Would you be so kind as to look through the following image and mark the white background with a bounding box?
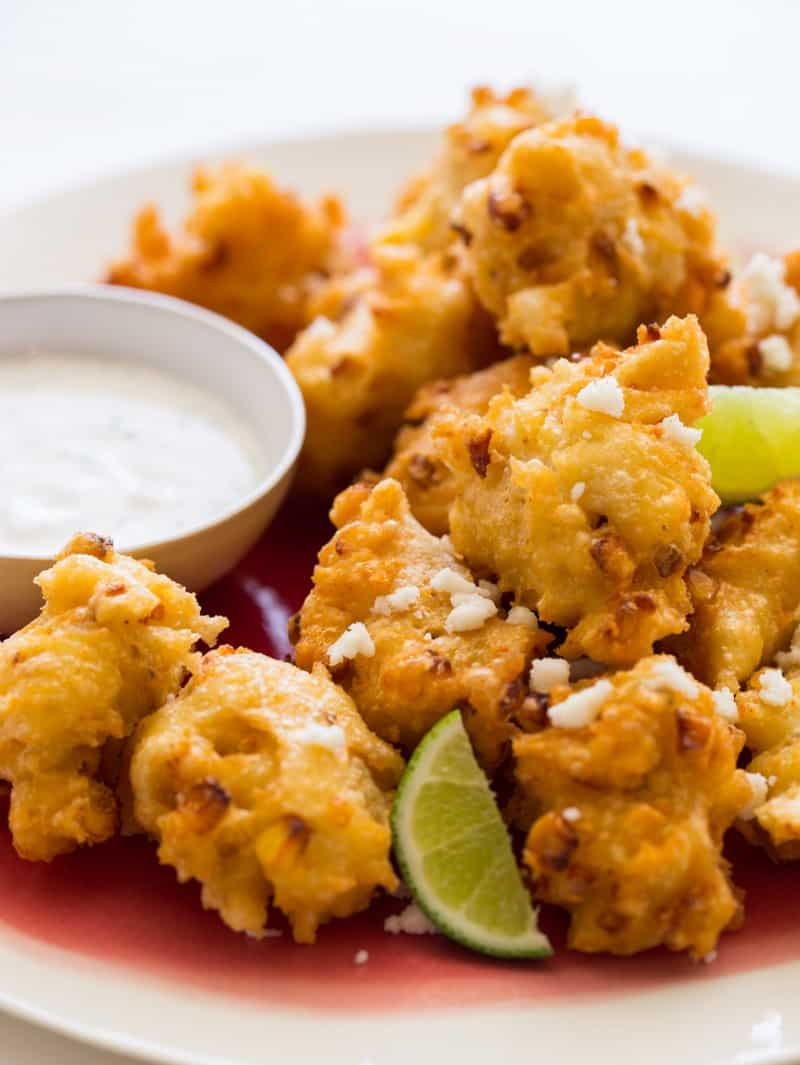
[0,0,797,210]
[0,0,796,1061]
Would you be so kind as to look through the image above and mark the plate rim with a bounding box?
[1,124,800,1065]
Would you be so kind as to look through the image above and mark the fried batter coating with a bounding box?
[377,86,556,252]
[437,316,718,665]
[667,482,800,689]
[384,354,536,535]
[128,648,403,943]
[513,656,751,958]
[457,114,727,357]
[105,163,349,352]
[705,252,800,385]
[736,666,800,858]
[286,243,498,496]
[0,533,226,861]
[292,478,550,769]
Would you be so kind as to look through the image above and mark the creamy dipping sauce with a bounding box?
[0,353,264,555]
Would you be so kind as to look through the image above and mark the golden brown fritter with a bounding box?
[384,354,536,535]
[513,656,752,958]
[736,666,800,859]
[292,478,551,770]
[104,163,350,352]
[437,316,718,665]
[128,647,403,943]
[286,243,498,496]
[0,533,226,862]
[667,482,800,690]
[377,85,558,252]
[705,252,800,385]
[456,114,727,357]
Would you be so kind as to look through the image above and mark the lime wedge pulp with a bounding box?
[697,385,800,504]
[391,710,551,959]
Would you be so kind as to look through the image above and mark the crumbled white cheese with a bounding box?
[758,334,794,374]
[758,668,793,707]
[431,567,477,598]
[372,584,421,616]
[768,775,778,787]
[327,622,375,666]
[530,657,570,693]
[549,678,613,729]
[739,253,800,333]
[570,481,586,502]
[384,903,437,936]
[582,430,592,440]
[711,688,739,723]
[432,567,498,634]
[445,594,497,633]
[506,604,539,630]
[622,217,645,257]
[562,806,582,823]
[659,413,702,448]
[675,185,707,216]
[293,722,346,751]
[576,377,625,418]
[645,659,699,699]
[478,579,501,603]
[354,949,369,965]
[303,315,337,340]
[740,771,770,820]
[702,950,718,965]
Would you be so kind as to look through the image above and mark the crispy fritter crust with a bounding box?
[0,534,226,861]
[437,316,718,664]
[104,164,349,351]
[377,86,556,252]
[706,252,800,385]
[286,244,498,496]
[457,114,727,356]
[292,478,551,769]
[513,656,751,958]
[737,668,800,859]
[667,482,800,689]
[384,354,536,535]
[128,648,403,943]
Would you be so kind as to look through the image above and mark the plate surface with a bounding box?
[1,129,800,1065]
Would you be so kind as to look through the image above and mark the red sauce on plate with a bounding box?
[0,500,798,1010]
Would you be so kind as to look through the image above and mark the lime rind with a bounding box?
[391,711,552,960]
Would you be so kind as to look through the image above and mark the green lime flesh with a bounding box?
[391,711,551,960]
[698,385,800,504]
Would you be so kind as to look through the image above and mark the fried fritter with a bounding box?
[736,665,800,859]
[436,315,718,665]
[0,533,226,861]
[377,85,557,252]
[705,252,800,385]
[513,656,752,958]
[128,647,403,943]
[292,478,551,770]
[456,114,727,357]
[384,354,536,535]
[667,482,800,689]
[286,243,498,496]
[105,163,350,352]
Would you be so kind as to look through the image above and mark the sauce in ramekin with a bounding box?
[0,353,262,554]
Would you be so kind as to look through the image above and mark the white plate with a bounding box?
[1,129,799,1065]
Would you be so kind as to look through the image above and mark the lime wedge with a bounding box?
[697,385,800,504]
[391,711,551,959]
